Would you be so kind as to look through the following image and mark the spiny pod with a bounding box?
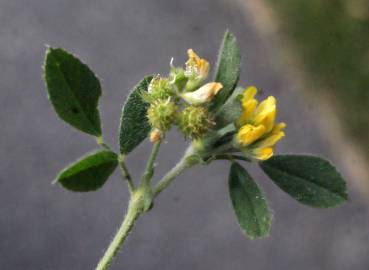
[147,99,177,132]
[147,76,174,101]
[178,105,214,140]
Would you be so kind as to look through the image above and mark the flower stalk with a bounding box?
[154,146,196,196]
[141,140,162,188]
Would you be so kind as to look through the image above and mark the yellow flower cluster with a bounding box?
[236,86,286,160]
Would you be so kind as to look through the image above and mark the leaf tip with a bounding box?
[51,177,59,185]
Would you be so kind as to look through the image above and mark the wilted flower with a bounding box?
[181,82,223,105]
[184,49,209,81]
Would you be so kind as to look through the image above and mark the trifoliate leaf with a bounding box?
[55,150,118,192]
[44,48,102,136]
[119,76,153,154]
[229,162,272,239]
[260,155,348,208]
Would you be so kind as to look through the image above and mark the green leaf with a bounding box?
[119,76,153,154]
[229,162,272,239]
[214,87,244,129]
[44,48,102,136]
[260,155,348,208]
[55,150,118,192]
[210,30,241,112]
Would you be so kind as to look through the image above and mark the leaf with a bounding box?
[119,76,153,154]
[229,162,272,239]
[44,48,102,136]
[55,150,118,192]
[214,87,244,129]
[210,30,241,112]
[260,155,348,208]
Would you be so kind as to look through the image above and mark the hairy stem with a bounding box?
[95,198,141,270]
[141,140,162,187]
[96,138,135,192]
[119,156,135,193]
[96,141,164,270]
[154,146,195,197]
[96,144,197,270]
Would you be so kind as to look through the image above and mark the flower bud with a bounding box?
[149,129,162,143]
[181,82,223,105]
[178,106,214,140]
[147,100,177,132]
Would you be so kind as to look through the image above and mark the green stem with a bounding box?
[96,144,196,270]
[118,155,135,193]
[97,138,135,192]
[215,154,251,162]
[141,140,162,187]
[96,136,112,151]
[95,198,141,270]
[154,146,195,197]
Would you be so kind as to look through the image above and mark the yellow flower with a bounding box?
[251,147,274,161]
[250,124,285,160]
[253,96,276,133]
[236,124,266,146]
[181,82,223,105]
[236,86,285,160]
[239,86,258,124]
[185,49,209,81]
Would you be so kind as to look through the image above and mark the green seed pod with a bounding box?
[147,77,173,101]
[147,100,177,132]
[178,106,214,140]
[169,67,187,91]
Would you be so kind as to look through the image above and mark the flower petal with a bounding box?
[255,131,285,149]
[254,96,276,132]
[185,49,209,80]
[271,122,286,134]
[237,124,266,146]
[252,147,273,160]
[241,86,258,106]
[181,82,223,105]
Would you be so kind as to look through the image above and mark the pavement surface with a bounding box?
[0,0,368,269]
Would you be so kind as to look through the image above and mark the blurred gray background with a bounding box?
[1,0,368,269]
